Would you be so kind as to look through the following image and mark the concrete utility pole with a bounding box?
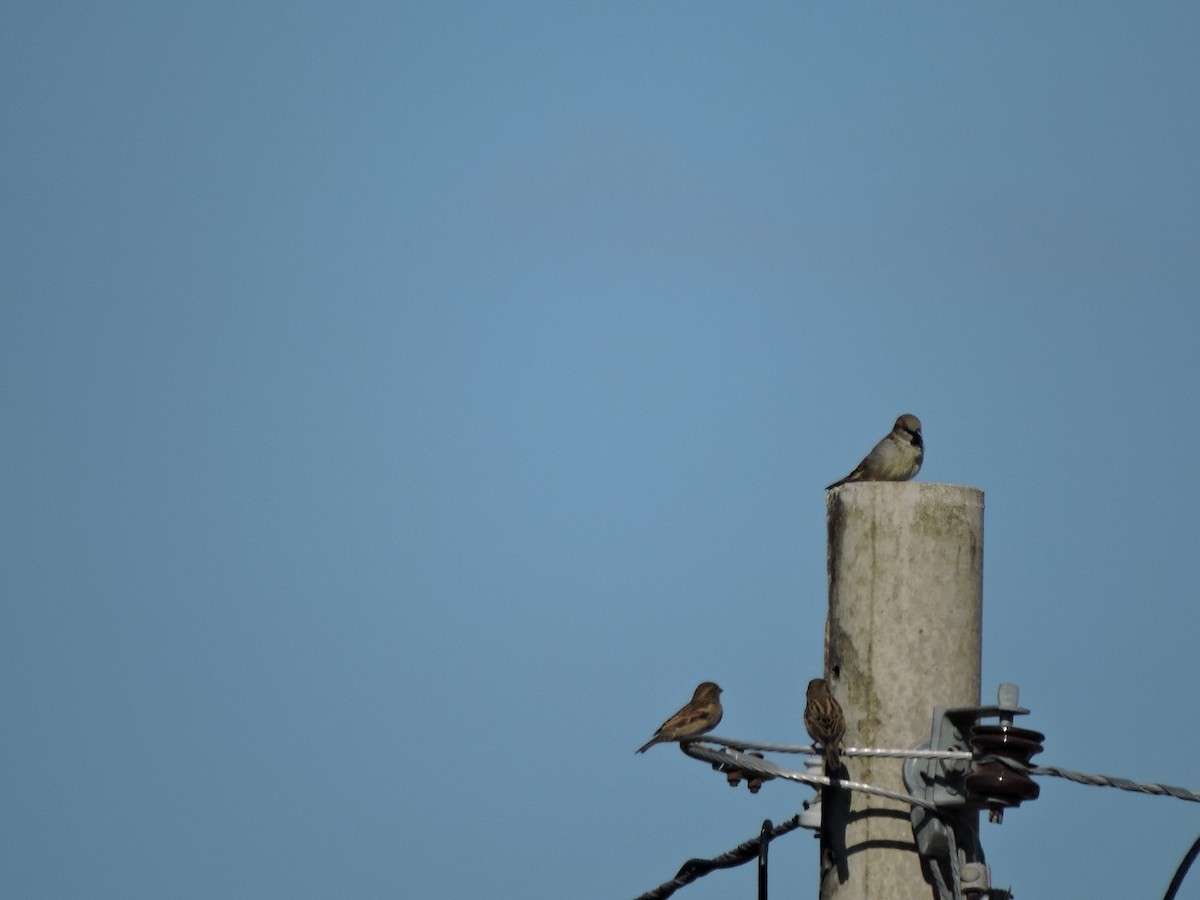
[821,482,983,900]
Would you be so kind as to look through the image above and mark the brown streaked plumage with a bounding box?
[636,682,723,753]
[804,677,845,773]
[827,414,924,490]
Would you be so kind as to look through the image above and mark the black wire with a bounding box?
[634,816,803,900]
[1163,834,1200,900]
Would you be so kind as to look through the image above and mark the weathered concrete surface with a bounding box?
[821,482,983,900]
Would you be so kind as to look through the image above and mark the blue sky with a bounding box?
[3,2,1198,897]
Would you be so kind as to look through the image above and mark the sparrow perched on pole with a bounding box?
[826,414,923,490]
[804,678,845,773]
[636,682,723,753]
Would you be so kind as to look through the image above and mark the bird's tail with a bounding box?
[823,743,841,774]
[826,473,859,491]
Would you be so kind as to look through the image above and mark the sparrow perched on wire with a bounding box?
[826,414,924,490]
[636,682,723,753]
[804,678,845,773]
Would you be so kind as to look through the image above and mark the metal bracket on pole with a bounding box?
[904,684,1041,899]
[904,682,1043,819]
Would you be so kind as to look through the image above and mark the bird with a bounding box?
[826,413,924,490]
[804,677,845,773]
[636,682,723,753]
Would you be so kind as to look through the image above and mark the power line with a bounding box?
[688,733,972,759]
[633,815,804,900]
[1163,834,1200,900]
[1031,763,1200,804]
[686,736,1200,805]
[680,741,943,811]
